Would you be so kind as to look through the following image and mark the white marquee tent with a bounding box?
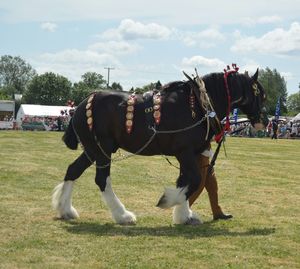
[16,104,73,123]
[292,112,300,122]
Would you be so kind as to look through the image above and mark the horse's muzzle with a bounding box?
[251,107,268,130]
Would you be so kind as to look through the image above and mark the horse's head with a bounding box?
[234,69,269,130]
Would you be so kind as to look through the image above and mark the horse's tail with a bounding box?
[62,118,78,150]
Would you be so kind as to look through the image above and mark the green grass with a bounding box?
[0,131,299,269]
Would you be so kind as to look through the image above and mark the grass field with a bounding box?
[0,131,299,269]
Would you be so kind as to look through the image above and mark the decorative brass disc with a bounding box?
[153,111,161,118]
[127,99,134,105]
[86,110,92,117]
[87,117,93,125]
[126,112,133,120]
[87,96,94,103]
[126,120,133,126]
[127,105,134,112]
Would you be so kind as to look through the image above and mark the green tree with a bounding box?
[287,85,300,115]
[111,82,123,91]
[24,72,72,105]
[72,82,92,105]
[258,67,288,115]
[0,55,36,97]
[71,72,107,105]
[81,72,106,89]
[130,81,161,94]
[0,91,10,100]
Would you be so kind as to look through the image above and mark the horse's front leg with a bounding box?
[95,160,136,225]
[173,150,203,225]
[157,149,202,225]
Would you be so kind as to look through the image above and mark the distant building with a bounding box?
[0,100,15,129]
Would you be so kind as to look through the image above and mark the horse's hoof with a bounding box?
[156,194,168,209]
[213,214,233,220]
[59,206,79,220]
[184,217,202,226]
[120,220,136,226]
[115,210,137,225]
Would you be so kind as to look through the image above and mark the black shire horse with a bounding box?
[52,68,268,225]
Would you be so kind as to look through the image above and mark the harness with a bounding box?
[214,64,239,143]
[77,66,240,169]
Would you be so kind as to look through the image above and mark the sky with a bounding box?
[1,0,300,95]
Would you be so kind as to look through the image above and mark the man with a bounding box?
[189,144,232,220]
[271,120,278,139]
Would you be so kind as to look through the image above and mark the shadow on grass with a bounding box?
[64,220,275,238]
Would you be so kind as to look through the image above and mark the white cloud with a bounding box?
[1,0,300,26]
[101,19,172,41]
[239,60,261,74]
[179,28,225,48]
[182,55,225,70]
[0,0,300,25]
[257,15,283,24]
[120,19,171,40]
[241,15,282,27]
[231,22,300,56]
[40,22,57,32]
[33,49,121,81]
[281,72,294,81]
[88,40,141,55]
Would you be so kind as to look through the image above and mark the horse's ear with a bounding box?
[182,71,193,82]
[251,68,259,81]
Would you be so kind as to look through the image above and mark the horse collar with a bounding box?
[125,94,137,134]
[125,91,162,134]
[86,93,96,131]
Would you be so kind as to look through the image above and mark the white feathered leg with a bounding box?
[173,200,202,225]
[101,177,136,225]
[156,187,188,209]
[52,181,79,219]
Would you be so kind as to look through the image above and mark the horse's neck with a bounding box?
[203,73,245,120]
[203,73,228,120]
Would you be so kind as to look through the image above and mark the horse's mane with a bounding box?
[162,73,224,94]
[161,81,188,92]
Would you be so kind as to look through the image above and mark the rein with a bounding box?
[207,124,247,173]
[164,124,247,171]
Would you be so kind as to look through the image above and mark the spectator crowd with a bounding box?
[230,119,300,139]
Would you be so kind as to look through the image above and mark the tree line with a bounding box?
[0,55,299,116]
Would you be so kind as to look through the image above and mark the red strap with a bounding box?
[214,64,239,143]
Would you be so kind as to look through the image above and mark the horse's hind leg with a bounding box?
[95,159,136,225]
[52,152,92,219]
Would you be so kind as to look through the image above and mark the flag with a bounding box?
[233,108,238,125]
[275,97,280,121]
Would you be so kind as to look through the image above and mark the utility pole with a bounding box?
[104,67,114,88]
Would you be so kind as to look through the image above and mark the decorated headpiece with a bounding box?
[224,63,239,77]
